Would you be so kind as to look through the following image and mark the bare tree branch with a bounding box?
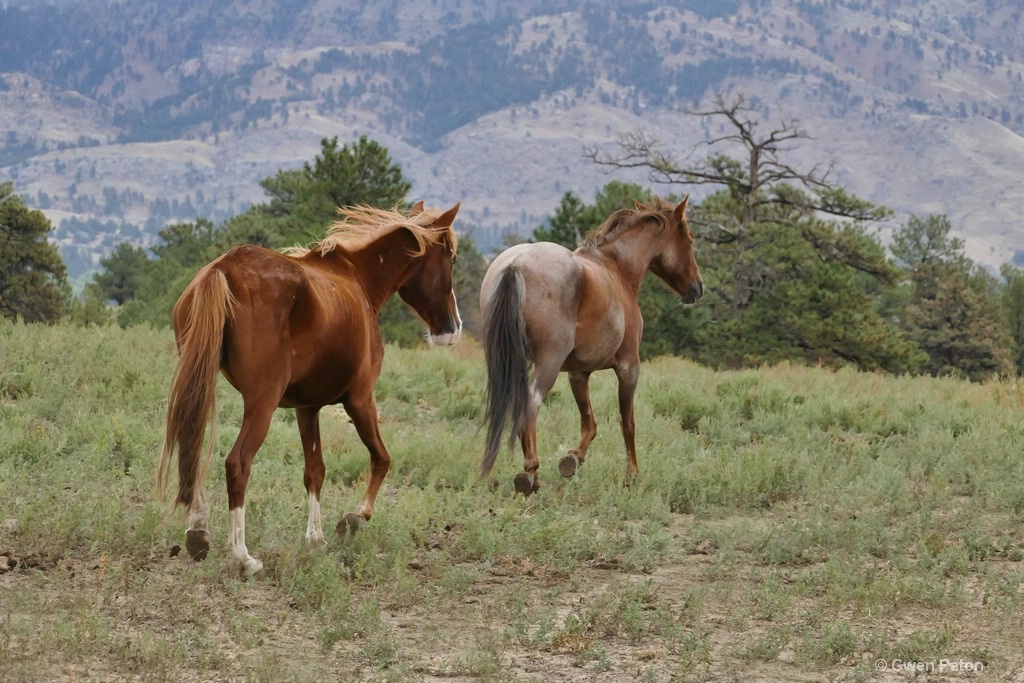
[585,91,895,311]
[586,91,872,224]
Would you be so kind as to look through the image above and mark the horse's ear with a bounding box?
[673,195,690,222]
[409,200,425,216]
[434,201,461,228]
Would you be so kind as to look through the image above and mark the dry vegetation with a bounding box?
[2,319,1024,681]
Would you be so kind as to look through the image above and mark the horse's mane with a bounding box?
[578,197,681,250]
[284,204,458,257]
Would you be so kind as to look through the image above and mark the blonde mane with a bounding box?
[284,204,458,257]
[578,197,682,250]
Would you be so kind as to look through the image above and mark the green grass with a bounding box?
[1,317,1023,680]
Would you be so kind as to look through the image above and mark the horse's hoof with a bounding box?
[185,529,210,562]
[306,532,327,549]
[513,473,537,497]
[336,513,366,540]
[558,454,580,479]
[229,555,263,579]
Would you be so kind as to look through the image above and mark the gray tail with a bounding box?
[481,265,532,478]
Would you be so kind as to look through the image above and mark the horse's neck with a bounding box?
[347,229,417,311]
[601,230,661,291]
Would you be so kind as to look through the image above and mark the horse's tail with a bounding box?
[481,264,532,478]
[157,266,236,508]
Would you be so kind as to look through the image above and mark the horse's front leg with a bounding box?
[297,407,327,548]
[337,392,391,537]
[615,361,641,483]
[559,371,596,479]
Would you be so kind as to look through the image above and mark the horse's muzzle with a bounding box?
[429,325,462,346]
[682,281,704,305]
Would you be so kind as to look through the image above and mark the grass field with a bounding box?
[1,318,1023,682]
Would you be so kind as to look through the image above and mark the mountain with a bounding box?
[2,0,1023,277]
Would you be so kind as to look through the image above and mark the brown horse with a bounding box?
[158,201,461,577]
[479,197,702,494]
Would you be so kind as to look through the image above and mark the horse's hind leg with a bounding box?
[559,371,596,479]
[297,407,327,548]
[514,361,561,496]
[615,361,641,483]
[184,488,211,560]
[515,407,540,496]
[224,399,276,577]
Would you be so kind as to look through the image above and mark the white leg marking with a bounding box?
[305,492,326,548]
[353,496,372,520]
[187,489,210,532]
[532,388,544,410]
[228,506,263,577]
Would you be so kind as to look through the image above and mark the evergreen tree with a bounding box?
[232,135,413,248]
[150,219,219,266]
[0,182,70,323]
[689,188,923,372]
[67,283,114,326]
[532,191,589,247]
[116,219,220,328]
[890,215,1013,380]
[890,214,968,271]
[533,182,656,249]
[93,242,149,304]
[999,264,1024,375]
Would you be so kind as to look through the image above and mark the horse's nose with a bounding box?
[684,281,704,304]
[430,325,462,346]
[429,300,463,346]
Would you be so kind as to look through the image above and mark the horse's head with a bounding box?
[648,196,704,305]
[398,201,463,345]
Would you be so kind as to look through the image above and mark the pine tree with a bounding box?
[891,215,1013,380]
[532,191,588,248]
[93,242,149,305]
[999,264,1024,375]
[247,135,413,248]
[0,182,69,323]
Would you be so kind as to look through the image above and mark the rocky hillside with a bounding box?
[1,0,1023,276]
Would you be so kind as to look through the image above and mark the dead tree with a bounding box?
[585,93,890,306]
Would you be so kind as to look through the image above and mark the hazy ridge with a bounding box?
[1,0,1023,276]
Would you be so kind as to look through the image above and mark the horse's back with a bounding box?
[481,242,581,308]
[480,242,586,370]
[220,245,308,298]
[481,242,631,371]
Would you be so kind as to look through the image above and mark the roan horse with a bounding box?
[479,197,702,494]
[158,201,462,577]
